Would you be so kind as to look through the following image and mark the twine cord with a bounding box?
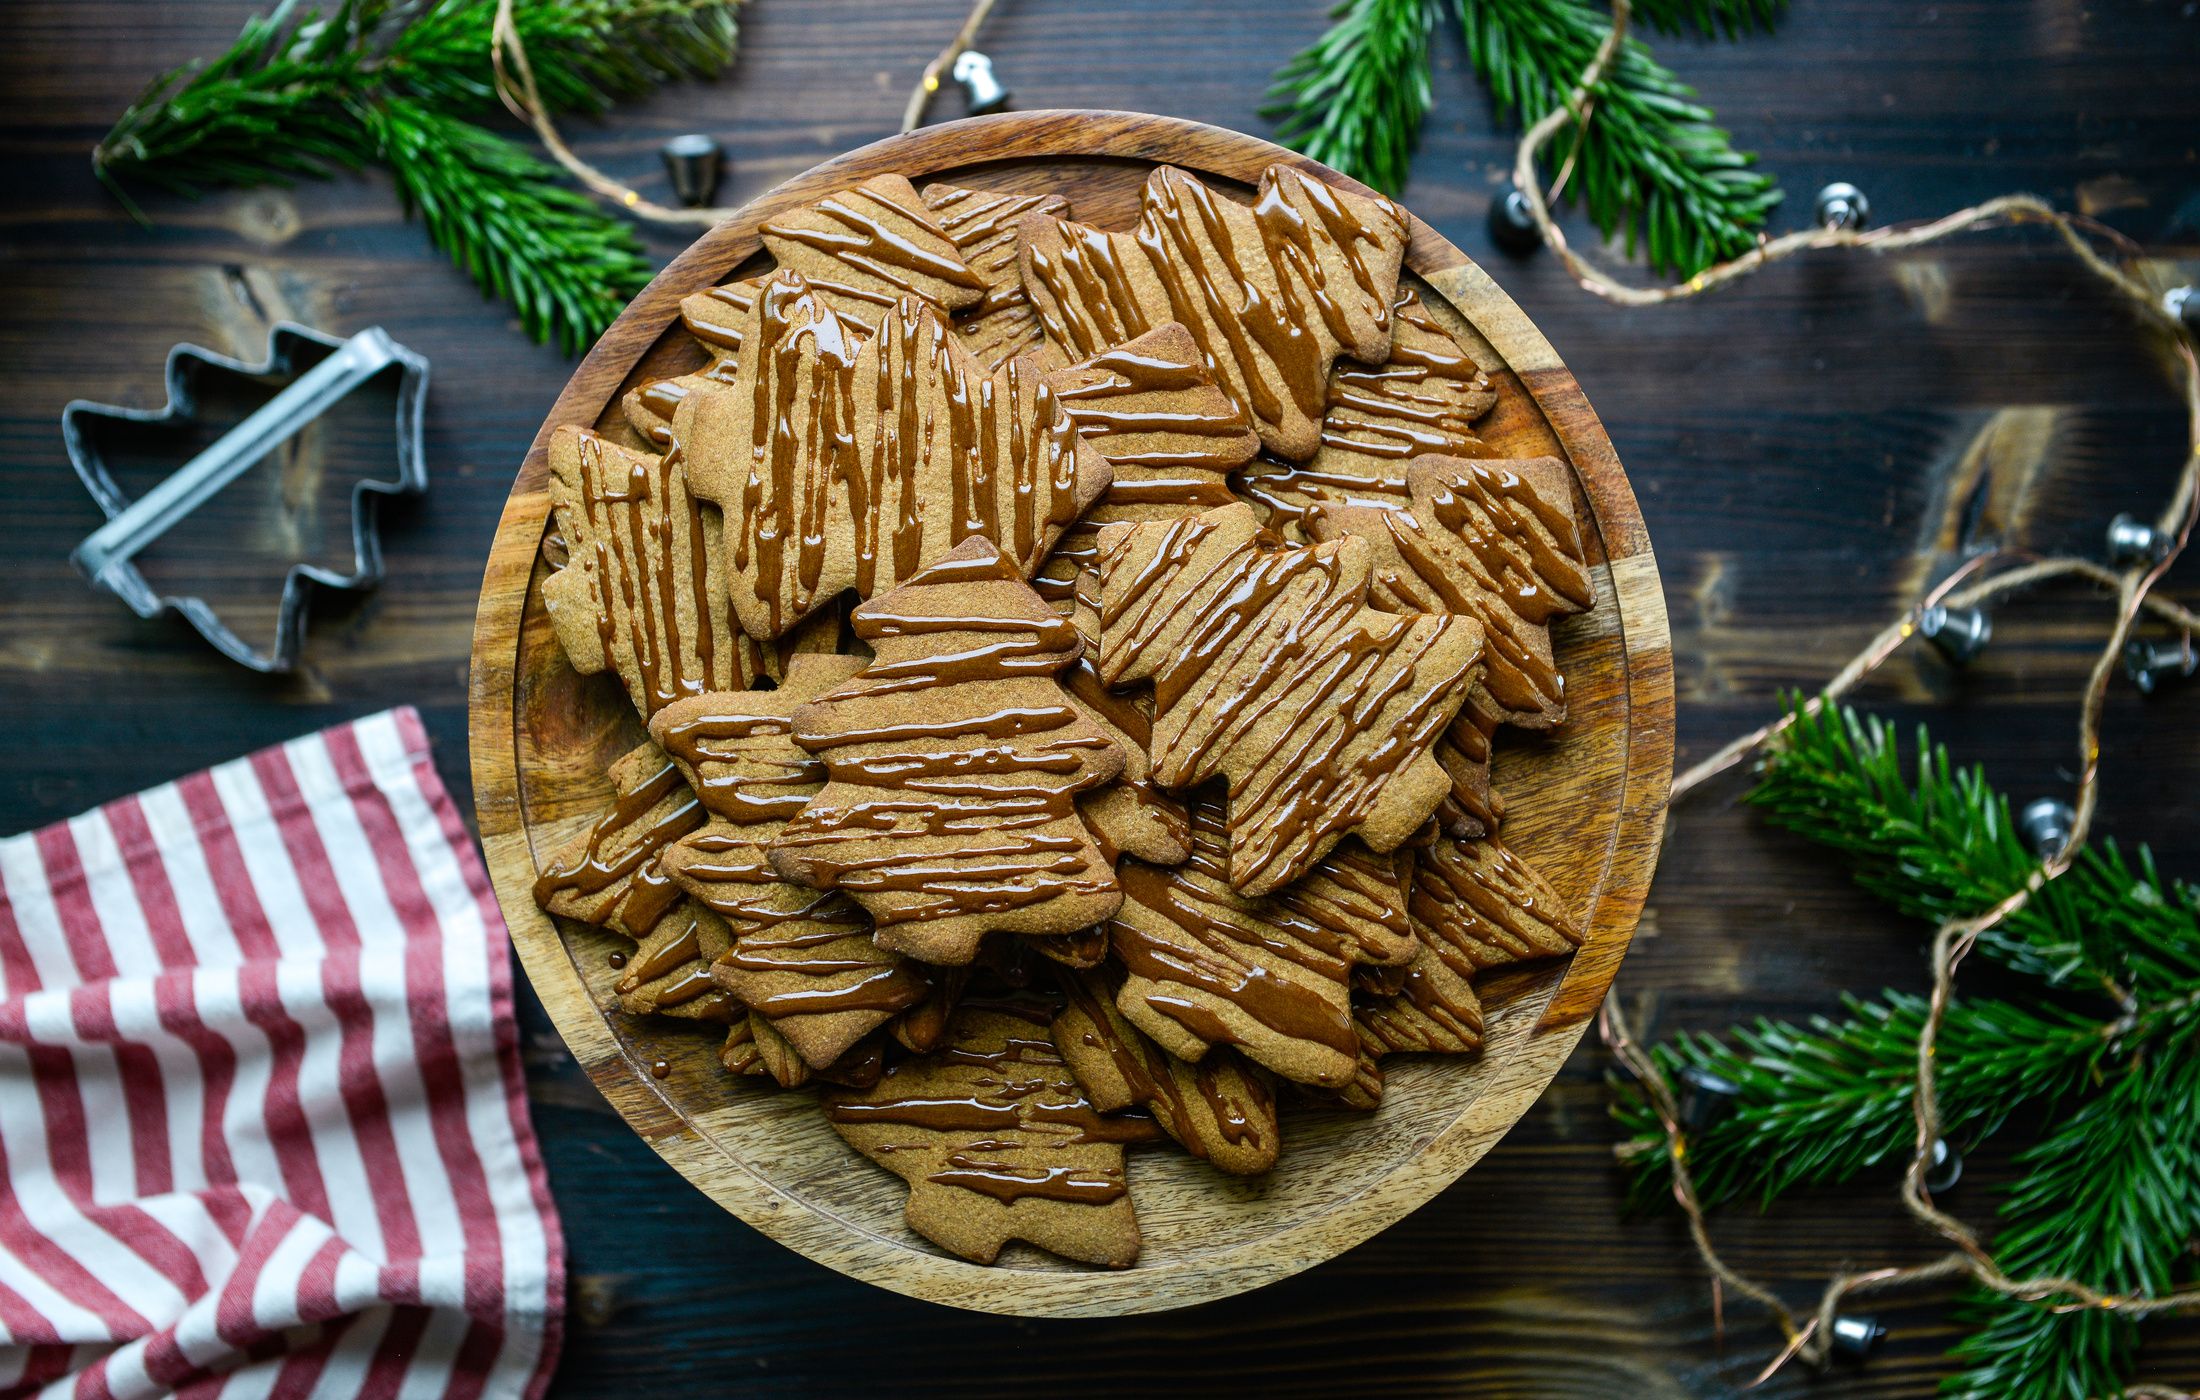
[1543,1,2200,1387]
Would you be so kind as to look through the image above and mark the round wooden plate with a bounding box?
[469,111,1672,1317]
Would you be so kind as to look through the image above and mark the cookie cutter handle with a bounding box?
[69,327,404,589]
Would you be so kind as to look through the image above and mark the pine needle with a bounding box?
[1454,0,1782,277]
[92,0,741,352]
[1264,0,1439,196]
[1611,700,2200,1394]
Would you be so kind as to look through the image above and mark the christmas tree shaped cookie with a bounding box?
[1094,500,1484,894]
[532,741,702,939]
[1354,939,1485,1058]
[1239,287,1500,533]
[1053,970,1280,1175]
[924,181,1074,373]
[1409,834,1583,974]
[1018,164,1409,461]
[1308,454,1594,731]
[1061,568,1191,867]
[611,900,740,1022]
[768,537,1129,965]
[650,654,932,1071]
[673,175,990,362]
[543,426,783,718]
[1034,322,1262,605]
[1109,800,1415,1088]
[680,272,1112,641]
[648,182,1071,445]
[825,1002,1159,1266]
[761,173,989,323]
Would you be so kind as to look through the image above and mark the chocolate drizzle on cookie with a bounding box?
[532,743,703,938]
[1053,970,1278,1174]
[1107,800,1413,1087]
[680,272,1111,641]
[1019,165,1408,461]
[1035,322,1261,606]
[760,173,988,327]
[1096,501,1482,894]
[767,539,1128,965]
[650,655,931,1069]
[543,426,776,718]
[824,1004,1154,1266]
[1239,287,1500,533]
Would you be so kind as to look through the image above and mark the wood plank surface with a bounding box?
[3,0,2197,1390]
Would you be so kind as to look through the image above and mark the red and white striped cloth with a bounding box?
[0,708,563,1399]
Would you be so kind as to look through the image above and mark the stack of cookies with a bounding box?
[530,164,1596,1269]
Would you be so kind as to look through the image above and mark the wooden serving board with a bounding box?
[468,110,1673,1317]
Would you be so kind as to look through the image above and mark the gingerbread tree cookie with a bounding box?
[1308,455,1594,732]
[1094,501,1483,895]
[1062,569,1191,867]
[679,272,1111,641]
[762,173,988,322]
[1355,941,1485,1058]
[1018,163,1409,461]
[655,181,1070,443]
[1109,801,1415,1088]
[542,426,782,718]
[611,900,740,1022]
[1409,834,1583,974]
[924,181,1073,373]
[1239,287,1500,533]
[1034,321,1261,605]
[1053,970,1279,1175]
[767,538,1129,965]
[650,654,931,1070]
[532,741,701,939]
[825,1002,1160,1266]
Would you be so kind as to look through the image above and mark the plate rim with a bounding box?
[467,108,1674,1316]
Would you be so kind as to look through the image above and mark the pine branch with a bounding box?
[1942,1043,2200,1399]
[1610,991,2104,1212]
[92,0,740,351]
[1264,0,1438,196]
[1455,0,1782,277]
[1627,0,1789,38]
[1752,703,2200,997]
[372,98,653,355]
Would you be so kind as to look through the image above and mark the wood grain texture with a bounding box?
[7,0,2200,1388]
[468,112,1673,1315]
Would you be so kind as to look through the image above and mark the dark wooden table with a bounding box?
[5,1,2197,1393]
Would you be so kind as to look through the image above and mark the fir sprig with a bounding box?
[1263,0,1437,197]
[1455,0,1781,275]
[1611,702,2200,1394]
[1265,0,1784,276]
[1945,1046,2200,1400]
[1610,992,2104,1212]
[94,0,741,352]
[1750,703,2200,997]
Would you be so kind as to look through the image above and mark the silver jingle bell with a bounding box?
[2125,636,2198,696]
[2165,285,2199,336]
[1924,1138,1963,1194]
[1489,186,1543,256]
[660,133,725,209]
[1814,181,1871,232]
[1917,603,1991,665]
[1675,1063,1742,1134]
[1828,1314,1888,1362]
[952,49,1011,116]
[2018,797,2076,860]
[2106,512,2172,567]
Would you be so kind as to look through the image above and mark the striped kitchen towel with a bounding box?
[0,708,563,1399]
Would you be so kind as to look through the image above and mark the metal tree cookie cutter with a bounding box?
[63,322,430,673]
